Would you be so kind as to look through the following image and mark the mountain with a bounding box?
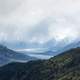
[0,47,80,80]
[16,40,80,60]
[0,45,37,66]
[2,38,80,57]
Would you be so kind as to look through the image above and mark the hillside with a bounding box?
[0,45,37,66]
[0,47,80,80]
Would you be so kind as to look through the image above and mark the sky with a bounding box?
[0,0,80,49]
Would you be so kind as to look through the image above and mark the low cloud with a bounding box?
[0,0,80,48]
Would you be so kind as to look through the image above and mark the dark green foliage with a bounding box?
[0,48,80,80]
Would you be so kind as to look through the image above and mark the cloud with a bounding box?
[0,0,23,15]
[48,16,80,41]
[0,0,80,48]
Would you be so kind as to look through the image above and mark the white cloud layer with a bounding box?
[0,0,80,48]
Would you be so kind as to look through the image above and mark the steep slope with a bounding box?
[0,47,80,80]
[0,45,37,66]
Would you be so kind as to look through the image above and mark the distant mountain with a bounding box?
[0,45,37,66]
[16,40,80,56]
[0,47,80,80]
[2,38,80,56]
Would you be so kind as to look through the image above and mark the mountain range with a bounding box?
[16,40,80,56]
[0,45,37,66]
[0,39,80,66]
[0,47,80,80]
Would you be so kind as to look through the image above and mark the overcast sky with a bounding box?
[0,0,80,48]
